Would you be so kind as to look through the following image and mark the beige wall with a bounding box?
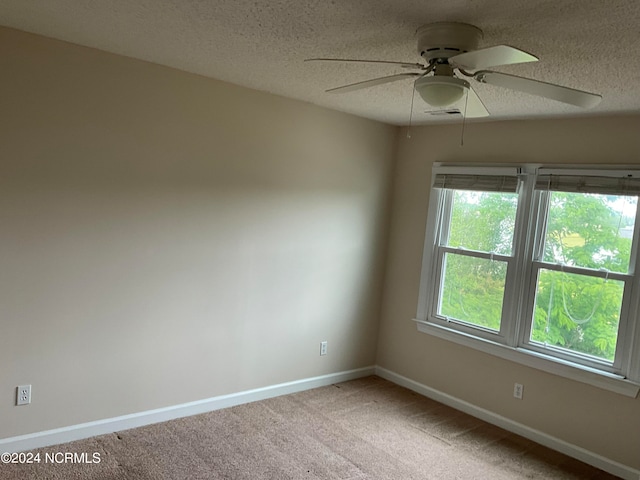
[0,27,396,437]
[377,115,640,469]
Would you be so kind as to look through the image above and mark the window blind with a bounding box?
[535,174,640,196]
[433,173,519,193]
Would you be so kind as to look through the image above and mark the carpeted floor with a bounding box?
[0,376,621,479]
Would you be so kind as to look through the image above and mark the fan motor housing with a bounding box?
[417,22,483,62]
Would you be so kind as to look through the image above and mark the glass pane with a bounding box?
[543,192,637,273]
[531,269,624,362]
[447,190,518,255]
[439,253,507,331]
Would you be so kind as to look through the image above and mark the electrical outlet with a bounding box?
[320,341,328,356]
[513,383,523,400]
[17,385,31,406]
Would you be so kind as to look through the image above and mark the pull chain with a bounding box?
[406,79,418,139]
[460,88,469,146]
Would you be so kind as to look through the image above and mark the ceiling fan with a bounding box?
[306,22,602,118]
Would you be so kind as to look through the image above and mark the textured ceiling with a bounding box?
[2,0,640,125]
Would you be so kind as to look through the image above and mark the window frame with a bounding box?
[429,187,521,343]
[415,164,640,397]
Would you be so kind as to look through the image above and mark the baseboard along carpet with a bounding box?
[0,376,621,479]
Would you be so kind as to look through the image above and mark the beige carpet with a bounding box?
[1,376,620,479]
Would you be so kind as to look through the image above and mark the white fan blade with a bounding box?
[305,58,424,69]
[326,73,422,93]
[475,70,602,108]
[463,87,490,117]
[449,45,538,70]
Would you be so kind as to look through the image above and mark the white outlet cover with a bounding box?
[513,383,523,399]
[17,385,31,405]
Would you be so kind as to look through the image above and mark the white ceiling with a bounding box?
[2,0,640,125]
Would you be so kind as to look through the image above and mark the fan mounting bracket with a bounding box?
[417,22,483,63]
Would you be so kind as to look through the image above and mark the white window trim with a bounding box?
[415,163,640,398]
[413,320,639,397]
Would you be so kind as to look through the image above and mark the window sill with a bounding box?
[413,319,640,398]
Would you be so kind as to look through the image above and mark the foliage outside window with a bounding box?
[439,190,517,332]
[530,191,635,363]
[417,165,640,389]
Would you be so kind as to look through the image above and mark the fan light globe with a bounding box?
[415,76,470,107]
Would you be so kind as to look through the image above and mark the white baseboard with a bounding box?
[375,366,640,480]
[0,366,375,454]
[4,365,637,480]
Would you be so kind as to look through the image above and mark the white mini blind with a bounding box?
[433,173,519,193]
[535,173,640,196]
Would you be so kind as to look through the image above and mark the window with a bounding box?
[416,165,640,395]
